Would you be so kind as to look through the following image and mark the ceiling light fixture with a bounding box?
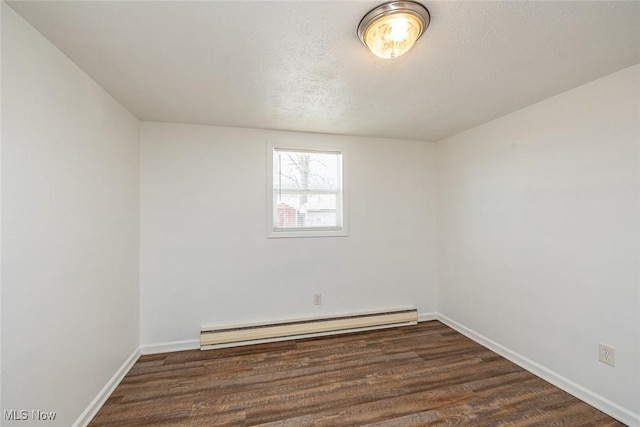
[357,1,430,60]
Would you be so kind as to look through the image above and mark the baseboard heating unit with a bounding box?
[201,307,418,350]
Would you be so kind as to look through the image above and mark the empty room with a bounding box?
[1,0,639,426]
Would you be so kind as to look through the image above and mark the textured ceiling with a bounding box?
[7,1,640,142]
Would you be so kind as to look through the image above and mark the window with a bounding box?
[267,143,347,238]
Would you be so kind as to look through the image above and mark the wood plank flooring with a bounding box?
[90,321,625,426]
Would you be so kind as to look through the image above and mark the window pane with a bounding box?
[273,149,342,230]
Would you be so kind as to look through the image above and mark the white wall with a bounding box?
[0,1,4,413]
[140,122,437,347]
[1,4,140,426]
[437,65,640,419]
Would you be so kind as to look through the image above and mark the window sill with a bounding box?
[267,228,349,239]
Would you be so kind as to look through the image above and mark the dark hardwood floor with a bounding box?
[90,321,625,426]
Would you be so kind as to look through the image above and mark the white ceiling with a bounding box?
[7,1,640,142]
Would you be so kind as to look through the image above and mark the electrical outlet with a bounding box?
[599,343,615,367]
[313,294,322,305]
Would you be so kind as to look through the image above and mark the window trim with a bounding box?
[267,141,348,239]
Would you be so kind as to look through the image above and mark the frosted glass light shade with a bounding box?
[358,1,430,60]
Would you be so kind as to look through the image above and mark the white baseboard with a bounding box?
[436,314,640,427]
[418,312,437,322]
[74,314,638,427]
[140,339,200,355]
[72,347,140,427]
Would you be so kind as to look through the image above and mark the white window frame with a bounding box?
[267,141,348,238]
